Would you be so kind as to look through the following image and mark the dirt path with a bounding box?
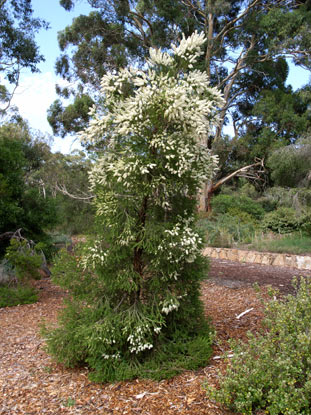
[209,258,311,294]
[1,258,308,414]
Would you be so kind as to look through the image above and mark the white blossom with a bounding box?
[78,33,224,354]
[161,298,180,315]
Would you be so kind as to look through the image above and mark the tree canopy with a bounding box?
[49,0,311,143]
[0,0,48,113]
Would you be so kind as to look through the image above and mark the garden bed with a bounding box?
[1,262,300,415]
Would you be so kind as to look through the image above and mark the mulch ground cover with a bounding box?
[1,258,310,415]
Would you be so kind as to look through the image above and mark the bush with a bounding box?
[301,211,311,236]
[260,187,311,213]
[43,248,214,382]
[0,258,15,285]
[5,238,43,282]
[211,194,265,220]
[43,34,220,383]
[197,213,258,247]
[262,207,301,234]
[0,285,38,308]
[207,278,311,415]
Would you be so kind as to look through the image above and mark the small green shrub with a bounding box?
[0,285,38,308]
[260,187,311,213]
[226,208,258,225]
[5,238,43,282]
[262,207,301,234]
[206,278,311,415]
[211,194,265,220]
[197,213,258,247]
[301,211,311,236]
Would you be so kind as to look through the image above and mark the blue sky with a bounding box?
[8,1,311,153]
[9,0,92,153]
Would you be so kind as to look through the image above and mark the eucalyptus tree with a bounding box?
[0,0,48,113]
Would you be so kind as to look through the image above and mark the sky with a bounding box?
[7,1,311,154]
[8,0,92,153]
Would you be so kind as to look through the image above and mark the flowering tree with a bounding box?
[45,32,223,382]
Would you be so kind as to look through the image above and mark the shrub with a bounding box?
[5,238,43,282]
[197,213,258,247]
[0,285,38,308]
[301,211,311,236]
[211,194,264,220]
[43,33,221,383]
[260,187,311,213]
[262,207,301,234]
[43,248,214,382]
[206,278,311,415]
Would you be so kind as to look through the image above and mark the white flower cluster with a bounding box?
[153,326,162,334]
[157,220,203,264]
[102,352,120,360]
[161,297,180,315]
[80,31,223,152]
[148,31,207,69]
[171,31,207,65]
[80,239,108,270]
[148,47,174,66]
[127,325,153,354]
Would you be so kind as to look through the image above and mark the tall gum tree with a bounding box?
[50,0,311,208]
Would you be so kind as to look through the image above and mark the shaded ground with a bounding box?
[209,258,311,294]
[1,258,310,414]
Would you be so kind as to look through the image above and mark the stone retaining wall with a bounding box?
[203,247,311,271]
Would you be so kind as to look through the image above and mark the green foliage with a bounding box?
[207,278,311,415]
[268,135,311,188]
[32,150,94,235]
[55,194,94,235]
[5,239,43,282]
[44,248,214,382]
[0,284,38,308]
[211,194,265,220]
[260,186,311,213]
[262,207,301,234]
[0,0,48,112]
[197,214,258,247]
[0,123,59,256]
[47,95,94,137]
[301,211,311,236]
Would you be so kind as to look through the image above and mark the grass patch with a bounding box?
[0,285,38,308]
[248,233,311,255]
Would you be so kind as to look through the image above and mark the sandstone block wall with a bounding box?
[203,247,311,270]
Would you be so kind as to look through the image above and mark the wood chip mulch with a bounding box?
[0,279,268,415]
